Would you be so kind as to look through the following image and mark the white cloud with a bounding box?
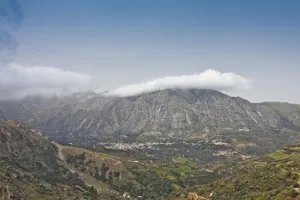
[106,69,251,97]
[0,65,251,100]
[0,63,91,99]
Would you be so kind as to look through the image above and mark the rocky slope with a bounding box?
[0,120,127,200]
[1,120,201,200]
[0,89,300,144]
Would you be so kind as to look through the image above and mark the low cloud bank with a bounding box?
[0,64,91,99]
[107,69,251,97]
[0,66,251,99]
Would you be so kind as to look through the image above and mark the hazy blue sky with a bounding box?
[1,0,300,102]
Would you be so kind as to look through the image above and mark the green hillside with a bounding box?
[172,144,300,200]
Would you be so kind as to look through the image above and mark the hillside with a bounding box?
[1,120,224,200]
[172,143,300,200]
[0,120,126,200]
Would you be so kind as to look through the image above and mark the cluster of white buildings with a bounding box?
[101,141,176,150]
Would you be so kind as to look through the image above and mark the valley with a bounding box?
[3,118,300,199]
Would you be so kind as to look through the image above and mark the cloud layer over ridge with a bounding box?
[106,69,251,97]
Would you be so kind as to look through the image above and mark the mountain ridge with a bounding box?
[0,89,300,145]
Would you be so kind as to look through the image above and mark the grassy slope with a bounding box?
[171,144,300,200]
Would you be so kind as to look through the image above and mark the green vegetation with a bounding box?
[256,196,267,200]
[267,150,291,160]
[172,183,180,190]
[153,164,194,176]
[167,175,176,181]
[175,157,197,168]
[98,152,109,158]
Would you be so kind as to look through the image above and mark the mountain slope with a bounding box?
[0,89,300,144]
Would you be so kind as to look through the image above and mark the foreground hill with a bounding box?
[0,120,125,200]
[172,143,300,200]
[2,120,224,200]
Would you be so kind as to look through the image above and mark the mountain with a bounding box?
[172,143,300,200]
[0,89,300,149]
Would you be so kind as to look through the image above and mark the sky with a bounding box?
[0,0,300,103]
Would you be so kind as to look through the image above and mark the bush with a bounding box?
[290,189,298,198]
